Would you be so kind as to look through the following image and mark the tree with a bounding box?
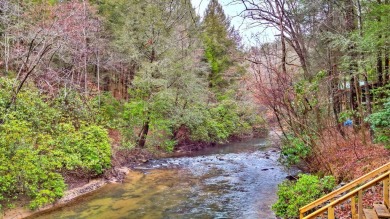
[236,0,313,80]
[202,0,243,96]
[113,0,208,148]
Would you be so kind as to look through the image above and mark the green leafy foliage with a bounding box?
[0,117,66,210]
[53,123,111,174]
[0,78,111,210]
[371,84,390,108]
[203,34,231,89]
[122,93,174,149]
[272,174,336,219]
[80,0,260,153]
[280,135,312,167]
[90,92,123,128]
[368,99,390,148]
[53,89,93,128]
[201,0,243,95]
[188,100,263,142]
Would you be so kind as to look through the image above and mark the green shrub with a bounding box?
[0,79,112,210]
[187,100,262,143]
[89,92,123,128]
[272,174,336,219]
[77,125,111,174]
[53,89,94,127]
[54,123,111,174]
[281,135,312,166]
[368,99,390,148]
[0,118,66,210]
[162,139,177,152]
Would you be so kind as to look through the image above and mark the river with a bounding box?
[32,138,295,219]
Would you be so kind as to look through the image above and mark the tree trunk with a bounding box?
[83,0,88,96]
[385,52,389,84]
[377,49,383,87]
[376,0,384,87]
[138,119,150,148]
[385,0,390,84]
[329,48,344,136]
[137,34,156,148]
[4,32,10,74]
[96,49,100,107]
[345,0,359,124]
[275,0,287,76]
[364,74,374,139]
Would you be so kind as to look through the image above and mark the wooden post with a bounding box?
[351,195,356,219]
[328,206,335,219]
[384,174,389,207]
[358,190,363,219]
[300,211,304,219]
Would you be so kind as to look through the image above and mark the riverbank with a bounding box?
[2,149,154,219]
[3,179,106,219]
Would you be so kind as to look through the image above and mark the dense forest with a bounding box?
[0,0,389,218]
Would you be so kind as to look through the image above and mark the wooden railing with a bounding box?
[299,162,390,219]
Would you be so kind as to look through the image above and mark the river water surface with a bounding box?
[33,138,294,219]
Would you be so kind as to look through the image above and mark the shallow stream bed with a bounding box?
[33,138,294,219]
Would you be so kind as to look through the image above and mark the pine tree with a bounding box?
[114,0,208,148]
[202,0,241,94]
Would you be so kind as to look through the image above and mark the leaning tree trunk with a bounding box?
[138,118,150,148]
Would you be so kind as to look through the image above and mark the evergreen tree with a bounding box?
[113,0,208,148]
[202,0,242,95]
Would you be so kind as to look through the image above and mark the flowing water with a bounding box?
[33,138,295,219]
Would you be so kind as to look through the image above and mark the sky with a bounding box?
[190,0,276,46]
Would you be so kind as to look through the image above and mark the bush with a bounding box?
[0,79,112,210]
[0,118,66,210]
[188,100,263,143]
[280,135,312,166]
[368,99,390,148]
[272,174,336,219]
[77,125,111,174]
[54,89,94,128]
[89,92,123,128]
[54,123,111,174]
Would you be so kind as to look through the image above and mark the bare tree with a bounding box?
[235,0,313,79]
